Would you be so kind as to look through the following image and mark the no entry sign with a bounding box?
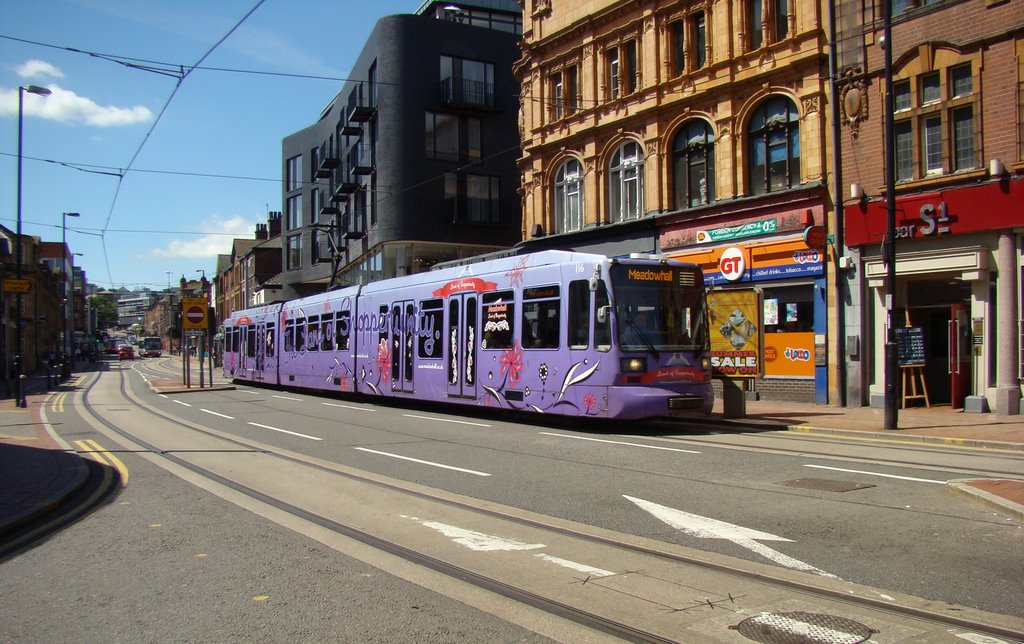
[181,297,208,330]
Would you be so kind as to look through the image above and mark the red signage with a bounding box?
[185,306,205,324]
[843,179,1023,247]
[432,277,498,298]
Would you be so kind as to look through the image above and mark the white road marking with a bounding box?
[403,413,491,427]
[272,394,302,401]
[355,447,491,476]
[237,390,262,395]
[158,394,168,399]
[533,554,615,578]
[623,495,838,578]
[248,422,322,441]
[540,432,701,454]
[173,400,192,407]
[322,402,374,412]
[201,409,235,420]
[403,516,542,551]
[803,464,945,484]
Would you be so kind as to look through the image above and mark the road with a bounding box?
[2,356,1022,642]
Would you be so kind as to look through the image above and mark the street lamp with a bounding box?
[62,212,80,362]
[15,85,51,407]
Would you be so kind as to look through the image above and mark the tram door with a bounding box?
[254,321,268,380]
[390,301,415,393]
[446,294,478,400]
[238,325,250,373]
[949,303,971,409]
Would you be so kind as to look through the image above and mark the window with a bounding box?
[568,280,589,349]
[894,80,911,112]
[748,0,763,50]
[553,158,584,234]
[609,141,644,222]
[445,173,500,224]
[672,120,716,209]
[426,112,458,161]
[670,13,707,76]
[748,96,800,195]
[286,194,302,230]
[887,61,978,180]
[522,285,560,349]
[482,291,514,350]
[952,106,974,171]
[606,40,636,100]
[286,154,302,191]
[320,314,334,352]
[549,66,578,120]
[441,55,495,108]
[306,315,320,352]
[895,120,914,181]
[426,112,481,162]
[748,0,788,50]
[286,234,302,270]
[335,310,351,351]
[671,21,686,77]
[920,72,940,104]
[310,147,320,183]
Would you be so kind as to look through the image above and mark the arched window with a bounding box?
[553,158,584,234]
[672,120,715,209]
[608,141,644,222]
[748,96,800,195]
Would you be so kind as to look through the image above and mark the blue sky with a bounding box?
[1,0,418,292]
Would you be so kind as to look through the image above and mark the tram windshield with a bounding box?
[609,263,708,353]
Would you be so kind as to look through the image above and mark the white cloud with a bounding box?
[16,59,65,79]
[151,215,255,259]
[0,84,153,126]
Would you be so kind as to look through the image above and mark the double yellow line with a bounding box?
[51,391,70,414]
[74,439,129,486]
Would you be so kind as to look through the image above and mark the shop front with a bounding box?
[844,179,1022,414]
[662,202,828,403]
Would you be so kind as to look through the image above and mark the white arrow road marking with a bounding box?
[623,495,838,578]
[533,553,615,578]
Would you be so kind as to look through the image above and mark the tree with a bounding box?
[89,296,118,330]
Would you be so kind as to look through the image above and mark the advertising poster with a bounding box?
[707,288,763,378]
[763,332,816,378]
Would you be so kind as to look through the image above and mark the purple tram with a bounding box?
[222,250,713,420]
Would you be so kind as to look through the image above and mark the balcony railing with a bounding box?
[348,143,373,176]
[440,77,498,111]
[347,82,376,123]
[317,141,340,178]
[332,163,359,196]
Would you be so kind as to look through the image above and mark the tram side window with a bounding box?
[266,323,276,357]
[568,280,589,349]
[284,319,295,352]
[307,315,320,352]
[321,314,334,352]
[246,326,256,358]
[418,299,443,359]
[295,318,307,352]
[595,281,611,351]
[336,310,351,351]
[482,290,514,349]
[523,285,560,349]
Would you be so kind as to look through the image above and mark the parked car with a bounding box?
[118,345,135,360]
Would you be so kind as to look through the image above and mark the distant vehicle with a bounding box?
[118,345,135,361]
[140,337,163,357]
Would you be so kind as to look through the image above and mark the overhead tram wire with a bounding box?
[77,0,269,286]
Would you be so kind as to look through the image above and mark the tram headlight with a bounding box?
[701,356,712,372]
[620,357,648,373]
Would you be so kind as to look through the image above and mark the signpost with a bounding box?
[3,278,32,293]
[181,297,209,387]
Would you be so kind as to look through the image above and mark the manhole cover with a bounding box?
[730,611,876,643]
[779,478,875,493]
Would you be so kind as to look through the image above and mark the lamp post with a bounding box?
[882,4,899,429]
[14,84,51,408]
[62,212,80,364]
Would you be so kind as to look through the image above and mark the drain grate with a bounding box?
[730,611,877,643]
[779,478,875,493]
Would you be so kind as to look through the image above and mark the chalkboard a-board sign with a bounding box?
[895,326,926,366]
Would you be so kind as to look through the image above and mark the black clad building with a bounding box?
[280,1,523,299]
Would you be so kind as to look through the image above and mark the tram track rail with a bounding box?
[69,361,1024,642]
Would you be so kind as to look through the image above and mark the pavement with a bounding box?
[1,362,1022,546]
